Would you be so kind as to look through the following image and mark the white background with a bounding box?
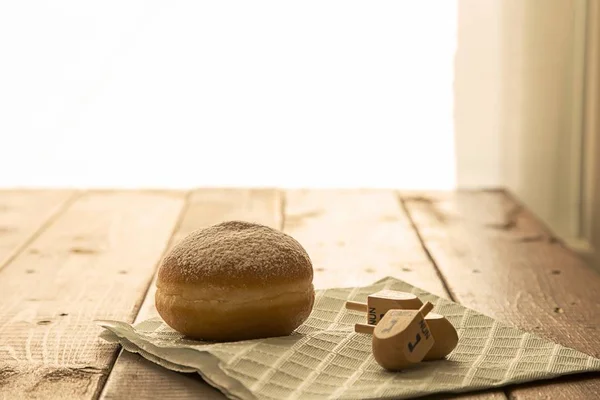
[0,1,457,189]
[1,1,594,259]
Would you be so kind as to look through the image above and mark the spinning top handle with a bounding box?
[345,301,368,312]
[419,302,434,317]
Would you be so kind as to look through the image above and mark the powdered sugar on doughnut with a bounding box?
[157,220,313,288]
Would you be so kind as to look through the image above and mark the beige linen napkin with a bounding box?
[98,277,600,400]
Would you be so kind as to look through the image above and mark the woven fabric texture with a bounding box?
[98,277,600,400]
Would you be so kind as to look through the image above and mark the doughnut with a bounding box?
[155,220,315,341]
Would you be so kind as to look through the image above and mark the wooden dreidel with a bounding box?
[355,312,459,361]
[421,313,458,361]
[370,302,435,371]
[345,289,423,325]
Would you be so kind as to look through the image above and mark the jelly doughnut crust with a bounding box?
[155,221,315,341]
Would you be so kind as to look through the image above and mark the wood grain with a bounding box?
[284,189,505,400]
[100,189,280,400]
[0,190,76,272]
[0,191,185,399]
[102,189,504,400]
[284,189,448,296]
[402,190,600,399]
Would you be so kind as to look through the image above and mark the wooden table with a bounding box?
[1,189,599,400]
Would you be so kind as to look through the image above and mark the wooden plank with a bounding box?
[284,189,505,400]
[0,190,185,399]
[100,189,280,400]
[0,190,76,272]
[285,189,448,296]
[401,190,600,399]
[509,373,600,400]
[101,189,504,400]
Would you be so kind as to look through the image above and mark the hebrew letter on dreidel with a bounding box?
[370,302,435,371]
[355,312,459,361]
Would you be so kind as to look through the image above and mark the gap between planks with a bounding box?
[400,189,600,400]
[95,189,193,399]
[99,189,281,399]
[0,190,186,400]
[397,194,458,302]
[100,189,600,400]
[100,188,463,399]
[396,191,508,400]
